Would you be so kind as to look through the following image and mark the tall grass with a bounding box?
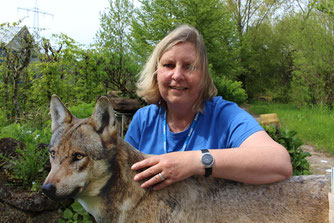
[249,102,334,155]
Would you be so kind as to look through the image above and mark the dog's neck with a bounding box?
[77,138,149,223]
[77,196,104,222]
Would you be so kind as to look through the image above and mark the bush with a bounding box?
[263,124,311,176]
[59,201,94,223]
[69,101,95,118]
[0,123,51,188]
[0,110,9,128]
[0,102,94,190]
[213,75,248,105]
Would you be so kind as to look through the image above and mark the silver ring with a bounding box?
[158,173,166,181]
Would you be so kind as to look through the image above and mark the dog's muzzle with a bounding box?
[42,183,80,201]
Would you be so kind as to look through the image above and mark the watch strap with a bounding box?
[201,149,212,177]
[204,165,212,177]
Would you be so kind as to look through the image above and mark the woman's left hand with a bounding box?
[131,151,203,190]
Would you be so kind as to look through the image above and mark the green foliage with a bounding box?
[316,0,334,19]
[58,201,94,223]
[0,102,93,189]
[69,102,95,119]
[0,123,51,188]
[0,22,35,119]
[289,16,334,107]
[264,125,311,176]
[132,0,240,79]
[212,74,248,105]
[26,34,103,108]
[244,20,293,101]
[95,0,139,97]
[250,102,334,155]
[0,110,9,128]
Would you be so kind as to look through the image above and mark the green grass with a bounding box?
[249,102,334,155]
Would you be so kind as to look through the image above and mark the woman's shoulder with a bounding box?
[205,96,241,113]
[133,104,162,121]
[136,104,160,114]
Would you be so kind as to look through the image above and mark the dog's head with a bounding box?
[42,95,118,201]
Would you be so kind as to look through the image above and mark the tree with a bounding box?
[95,0,138,98]
[0,24,34,119]
[27,33,99,108]
[290,15,334,106]
[131,0,240,79]
[224,0,286,86]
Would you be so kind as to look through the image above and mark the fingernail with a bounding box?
[134,175,139,181]
[131,164,137,170]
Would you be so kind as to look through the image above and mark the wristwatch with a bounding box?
[201,149,215,177]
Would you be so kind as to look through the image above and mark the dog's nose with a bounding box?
[42,183,56,197]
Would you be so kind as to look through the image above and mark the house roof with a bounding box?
[0,26,32,50]
[0,26,22,44]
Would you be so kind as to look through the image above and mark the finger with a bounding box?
[134,165,161,181]
[153,179,172,190]
[131,156,159,171]
[140,173,165,188]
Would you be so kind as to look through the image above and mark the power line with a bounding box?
[17,0,54,35]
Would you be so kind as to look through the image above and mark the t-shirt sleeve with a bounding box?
[226,108,263,148]
[124,111,141,149]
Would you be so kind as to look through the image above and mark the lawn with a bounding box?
[249,102,334,155]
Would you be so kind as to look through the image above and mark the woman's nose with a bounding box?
[172,66,185,81]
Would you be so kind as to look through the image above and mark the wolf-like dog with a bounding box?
[42,95,330,223]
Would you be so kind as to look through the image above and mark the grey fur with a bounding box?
[43,95,330,223]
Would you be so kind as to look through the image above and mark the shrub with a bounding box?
[0,110,9,128]
[59,201,94,223]
[0,123,51,188]
[263,124,311,176]
[213,75,248,105]
[69,101,95,118]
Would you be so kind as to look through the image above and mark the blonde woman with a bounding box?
[125,25,292,190]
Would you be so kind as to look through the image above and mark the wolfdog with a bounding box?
[42,95,330,223]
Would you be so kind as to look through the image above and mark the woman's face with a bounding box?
[157,42,202,110]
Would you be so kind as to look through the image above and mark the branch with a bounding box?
[296,0,305,14]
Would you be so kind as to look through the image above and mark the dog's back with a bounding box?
[119,174,329,223]
[43,95,330,223]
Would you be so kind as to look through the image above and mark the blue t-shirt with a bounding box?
[125,96,263,155]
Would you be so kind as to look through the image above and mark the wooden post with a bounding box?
[259,113,279,126]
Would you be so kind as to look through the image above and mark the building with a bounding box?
[0,25,39,63]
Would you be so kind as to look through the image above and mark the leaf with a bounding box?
[71,201,85,214]
[63,208,73,219]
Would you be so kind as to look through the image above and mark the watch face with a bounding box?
[202,153,214,166]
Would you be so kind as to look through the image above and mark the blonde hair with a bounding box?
[136,24,217,112]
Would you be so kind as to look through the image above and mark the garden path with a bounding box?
[243,106,334,175]
[302,145,334,175]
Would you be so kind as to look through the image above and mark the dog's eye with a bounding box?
[49,150,55,158]
[73,153,85,161]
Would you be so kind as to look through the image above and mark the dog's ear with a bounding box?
[89,96,116,134]
[50,95,73,132]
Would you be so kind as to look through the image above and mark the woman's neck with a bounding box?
[166,107,197,133]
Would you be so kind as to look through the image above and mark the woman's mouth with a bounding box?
[170,86,188,91]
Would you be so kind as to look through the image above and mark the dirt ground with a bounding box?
[243,106,334,176]
[302,145,334,175]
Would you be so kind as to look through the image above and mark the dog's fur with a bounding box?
[42,95,330,223]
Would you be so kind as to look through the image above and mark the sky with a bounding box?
[0,0,111,46]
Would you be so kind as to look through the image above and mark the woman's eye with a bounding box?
[185,64,196,70]
[185,64,192,70]
[163,63,174,68]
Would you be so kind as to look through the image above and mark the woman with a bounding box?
[125,25,292,190]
